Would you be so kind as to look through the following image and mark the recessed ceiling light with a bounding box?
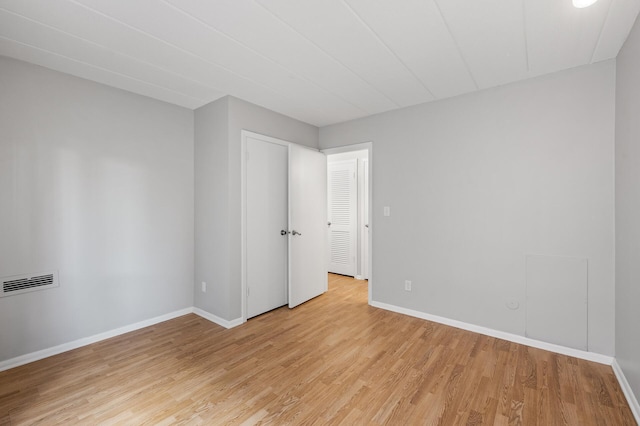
[573,0,599,8]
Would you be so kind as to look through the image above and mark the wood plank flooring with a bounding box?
[0,274,635,425]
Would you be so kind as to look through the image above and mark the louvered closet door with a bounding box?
[328,159,357,276]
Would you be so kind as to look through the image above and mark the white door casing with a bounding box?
[289,143,328,308]
[245,136,288,318]
[327,159,357,276]
[361,158,369,280]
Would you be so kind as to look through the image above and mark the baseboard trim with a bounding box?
[193,308,243,329]
[612,359,640,422]
[370,300,613,365]
[0,307,193,372]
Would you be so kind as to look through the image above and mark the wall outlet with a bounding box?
[384,206,390,217]
[404,280,412,291]
[201,281,207,293]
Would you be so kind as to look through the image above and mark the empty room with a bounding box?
[1,0,640,424]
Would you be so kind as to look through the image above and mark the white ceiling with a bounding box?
[1,0,639,127]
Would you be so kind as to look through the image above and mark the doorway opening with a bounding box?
[326,149,369,280]
[322,143,373,305]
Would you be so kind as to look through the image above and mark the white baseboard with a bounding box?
[0,307,193,372]
[370,300,614,365]
[193,308,243,329]
[0,306,246,373]
[612,359,640,423]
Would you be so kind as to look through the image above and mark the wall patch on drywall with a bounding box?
[525,255,588,351]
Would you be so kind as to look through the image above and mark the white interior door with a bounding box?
[289,144,328,308]
[246,137,288,318]
[327,160,357,276]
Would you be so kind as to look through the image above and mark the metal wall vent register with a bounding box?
[1,271,59,297]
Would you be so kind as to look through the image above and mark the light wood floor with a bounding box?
[0,274,635,425]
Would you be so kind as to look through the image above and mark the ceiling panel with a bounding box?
[525,0,612,74]
[0,0,334,124]
[0,36,205,108]
[0,0,637,126]
[164,0,397,117]
[435,0,529,89]
[0,9,216,103]
[73,0,362,126]
[0,0,225,98]
[592,0,640,62]
[256,0,434,107]
[344,0,477,99]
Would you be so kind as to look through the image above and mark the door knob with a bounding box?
[291,230,302,236]
[280,230,289,236]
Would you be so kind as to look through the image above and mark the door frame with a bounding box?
[241,130,292,323]
[358,157,369,280]
[322,142,373,305]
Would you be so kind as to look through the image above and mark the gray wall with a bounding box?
[320,61,616,355]
[194,97,230,318]
[194,95,318,321]
[615,14,640,404]
[0,56,194,362]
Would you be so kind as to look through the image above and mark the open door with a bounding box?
[288,144,328,308]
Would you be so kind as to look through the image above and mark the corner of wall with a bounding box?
[193,96,231,319]
[612,359,640,423]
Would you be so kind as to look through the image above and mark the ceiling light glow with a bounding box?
[573,0,599,8]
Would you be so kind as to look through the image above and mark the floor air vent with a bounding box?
[1,271,59,297]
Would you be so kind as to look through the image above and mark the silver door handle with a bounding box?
[291,230,302,236]
[280,230,289,236]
